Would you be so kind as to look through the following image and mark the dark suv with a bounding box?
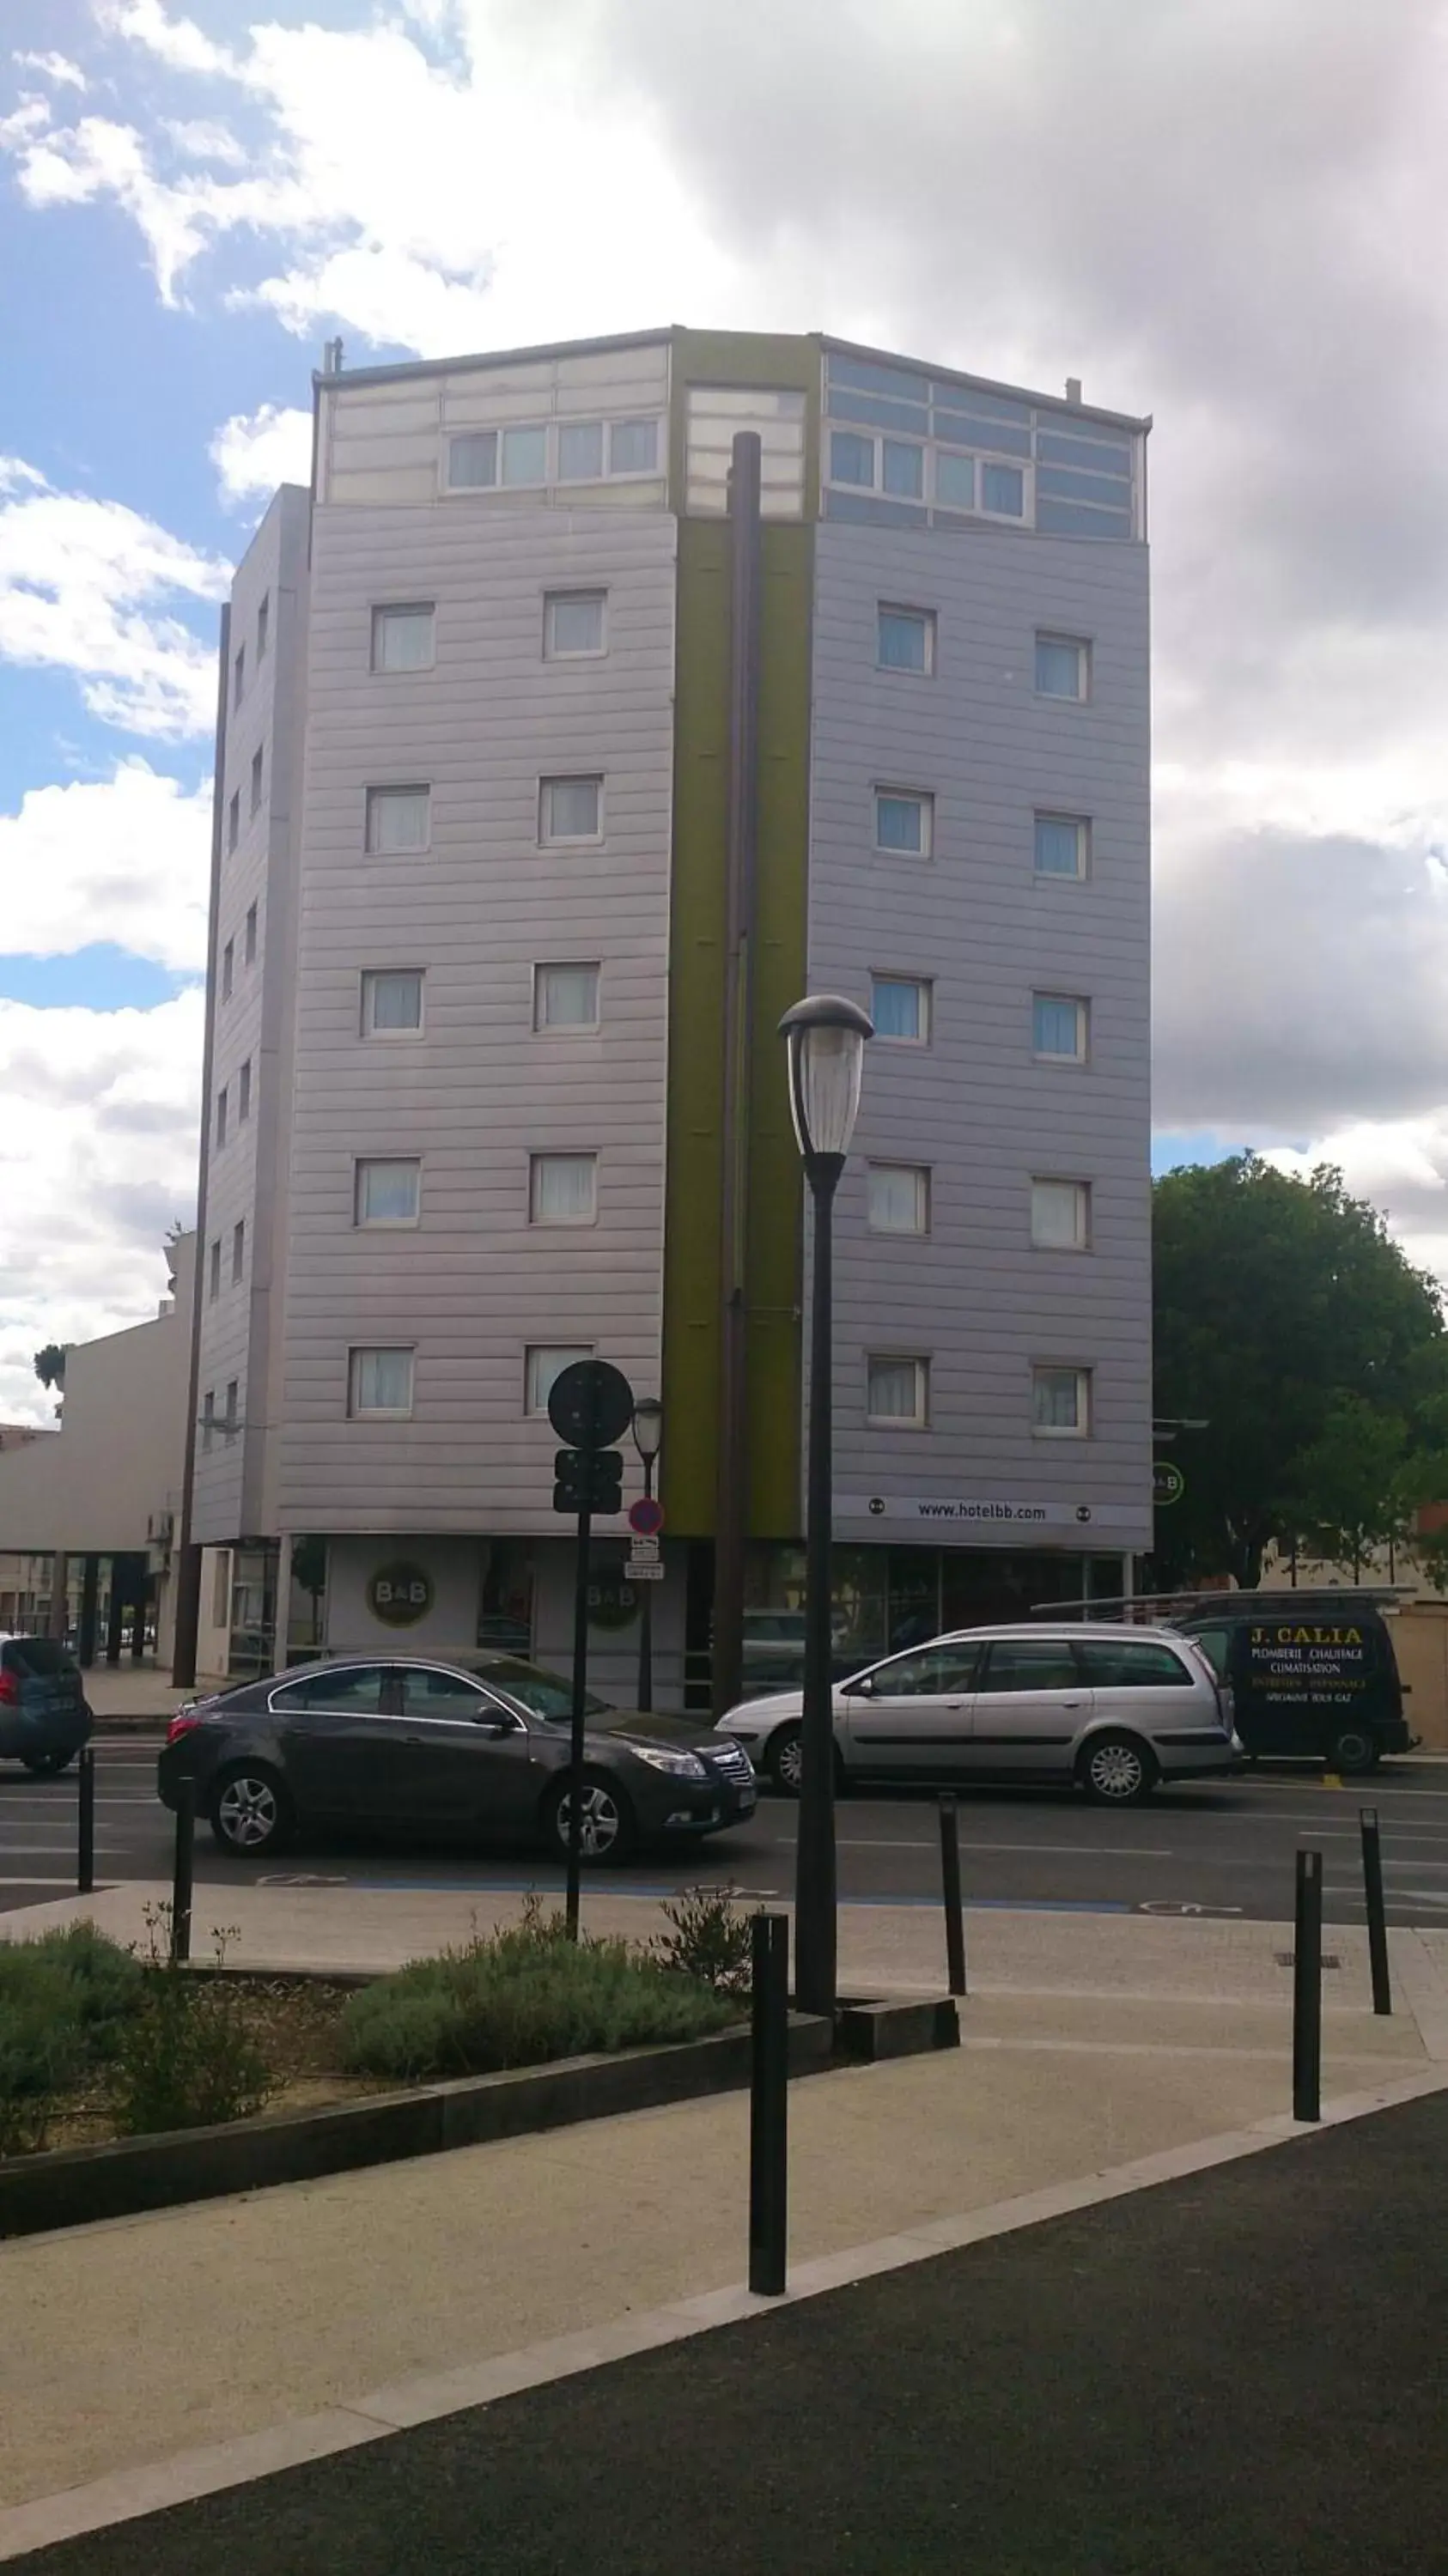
[0,1637,93,1774]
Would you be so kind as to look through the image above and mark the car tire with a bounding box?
[1329,1724,1378,1777]
[22,1749,74,1777]
[764,1724,802,1798]
[542,1771,636,1868]
[1079,1732,1158,1807]
[210,1765,292,1858]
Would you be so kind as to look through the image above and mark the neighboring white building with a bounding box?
[187,328,1153,1700]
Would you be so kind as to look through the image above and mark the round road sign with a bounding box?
[629,1496,665,1538]
[547,1358,635,1449]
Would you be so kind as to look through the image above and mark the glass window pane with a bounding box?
[867,1644,980,1697]
[980,1640,1080,1692]
[882,440,924,499]
[1034,815,1086,878]
[545,592,605,655]
[982,461,1025,515]
[1031,1180,1088,1249]
[875,792,929,854]
[877,606,932,671]
[871,975,927,1041]
[351,1349,413,1414]
[934,451,975,509]
[530,1153,596,1222]
[558,421,605,481]
[448,432,497,489]
[501,425,547,484]
[364,969,423,1033]
[526,1345,593,1413]
[1033,994,1085,1058]
[367,787,429,853]
[541,777,601,841]
[868,1165,928,1233]
[356,1159,421,1224]
[1077,1639,1191,1687]
[867,1358,926,1422]
[1033,1367,1086,1431]
[373,605,435,671]
[535,964,599,1029]
[608,417,658,474]
[1036,635,1087,698]
[830,430,876,488]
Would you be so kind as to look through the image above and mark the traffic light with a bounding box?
[552,1449,624,1515]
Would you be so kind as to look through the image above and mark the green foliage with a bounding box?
[339,1902,736,2084]
[291,1537,327,1601]
[0,1926,144,2157]
[32,1342,69,1391]
[650,1885,757,1996]
[107,1911,274,2137]
[1153,1155,1448,1587]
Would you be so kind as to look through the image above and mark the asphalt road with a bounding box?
[5,1741,1448,1924]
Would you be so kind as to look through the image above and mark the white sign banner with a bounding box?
[834,1495,1145,1534]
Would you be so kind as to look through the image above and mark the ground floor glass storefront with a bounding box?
[739,1543,1129,1693]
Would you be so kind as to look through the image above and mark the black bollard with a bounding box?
[1293,1848,1323,2123]
[1360,1807,1392,2017]
[76,1744,95,1897]
[748,1911,789,2297]
[938,1793,967,1998]
[171,1775,195,1965]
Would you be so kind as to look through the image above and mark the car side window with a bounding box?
[862,1645,981,1696]
[978,1641,1081,1692]
[273,1665,387,1713]
[1077,1641,1195,1687]
[1189,1629,1230,1680]
[399,1668,516,1721]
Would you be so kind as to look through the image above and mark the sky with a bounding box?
[1,0,1446,1425]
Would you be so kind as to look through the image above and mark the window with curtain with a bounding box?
[830,430,874,487]
[882,438,924,498]
[609,418,658,473]
[372,605,435,671]
[558,422,605,481]
[1032,1365,1089,1435]
[982,462,1025,515]
[877,605,935,672]
[1031,1179,1090,1249]
[934,451,976,508]
[501,424,547,484]
[1032,993,1087,1060]
[529,1154,597,1224]
[539,777,602,842]
[526,1345,594,1414]
[362,969,423,1035]
[349,1348,415,1416]
[867,1165,929,1234]
[870,975,930,1042]
[1035,634,1090,699]
[544,592,605,656]
[534,963,599,1029]
[874,790,933,855]
[448,432,497,489]
[366,786,430,854]
[1034,814,1088,878]
[867,1356,929,1425]
[355,1159,422,1225]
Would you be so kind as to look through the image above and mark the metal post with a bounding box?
[565,1504,593,1940]
[748,1910,789,2296]
[939,1793,966,1997]
[637,1455,654,1715]
[1293,1847,1322,2122]
[1360,1807,1392,2016]
[171,1775,195,1965]
[76,1744,95,1896]
[794,1156,843,2021]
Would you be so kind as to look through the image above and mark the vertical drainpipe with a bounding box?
[713,432,764,1720]
[171,600,231,1687]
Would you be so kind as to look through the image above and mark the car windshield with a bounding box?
[471,1657,609,1723]
[0,1639,78,1678]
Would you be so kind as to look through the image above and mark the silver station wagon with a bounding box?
[719,1622,1240,1806]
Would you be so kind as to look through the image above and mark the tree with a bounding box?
[290,1537,327,1646]
[1284,1395,1413,1582]
[33,1345,68,1392]
[1153,1156,1448,1587]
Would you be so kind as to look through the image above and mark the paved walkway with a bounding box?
[22,2085,1447,2574]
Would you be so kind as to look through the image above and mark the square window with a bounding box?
[608,418,658,475]
[257,594,269,661]
[529,1152,597,1224]
[501,424,547,485]
[448,432,498,489]
[1031,1178,1091,1249]
[1034,813,1089,879]
[355,1157,421,1226]
[1033,1364,1090,1436]
[250,746,264,816]
[982,461,1025,516]
[221,939,234,1002]
[870,975,930,1042]
[534,963,600,1030]
[539,776,602,842]
[934,451,975,509]
[245,902,258,964]
[208,1240,221,1302]
[877,605,935,673]
[362,969,423,1036]
[1032,993,1088,1060]
[224,1381,239,1443]
[558,421,605,481]
[526,1344,594,1415]
[545,591,606,657]
[1035,633,1090,699]
[830,430,876,487]
[238,1057,252,1121]
[882,439,924,499]
[874,789,933,856]
[228,791,240,854]
[232,1219,245,1284]
[372,604,435,672]
[233,646,244,710]
[366,785,430,854]
[202,1390,216,1453]
[867,1356,929,1426]
[868,1164,930,1234]
[349,1347,414,1417]
[216,1086,228,1148]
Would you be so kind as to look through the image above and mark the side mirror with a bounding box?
[846,1675,873,1699]
[473,1716,512,1738]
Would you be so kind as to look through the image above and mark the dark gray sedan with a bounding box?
[158,1652,756,1864]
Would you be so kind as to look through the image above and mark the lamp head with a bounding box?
[777,993,873,1164]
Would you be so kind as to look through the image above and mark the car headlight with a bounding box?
[630,1745,709,1780]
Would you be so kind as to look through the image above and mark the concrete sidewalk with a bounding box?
[80,1664,218,1725]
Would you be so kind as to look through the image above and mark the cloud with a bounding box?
[0,463,230,738]
[1265,1117,1448,1289]
[210,402,312,508]
[12,53,88,91]
[0,762,211,971]
[0,992,200,1425]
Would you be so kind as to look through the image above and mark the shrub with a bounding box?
[108,1914,274,2137]
[650,1885,758,1997]
[0,1927,144,2156]
[339,1908,737,2084]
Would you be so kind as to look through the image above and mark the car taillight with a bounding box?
[167,1712,204,1745]
[0,1671,17,1708]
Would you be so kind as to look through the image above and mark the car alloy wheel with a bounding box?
[767,1726,803,1796]
[552,1779,627,1862]
[215,1772,283,1854]
[1082,1735,1152,1805]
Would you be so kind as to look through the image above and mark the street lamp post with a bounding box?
[631,1397,663,1712]
[779,993,873,2021]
